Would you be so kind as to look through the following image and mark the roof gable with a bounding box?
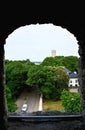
[65,68,78,78]
[69,72,78,78]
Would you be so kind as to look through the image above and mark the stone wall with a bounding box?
[7,111,85,130]
[0,2,85,130]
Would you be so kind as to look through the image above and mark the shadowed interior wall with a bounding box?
[0,2,85,130]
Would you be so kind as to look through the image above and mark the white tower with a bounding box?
[51,50,56,57]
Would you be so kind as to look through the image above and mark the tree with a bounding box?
[41,56,79,72]
[63,56,79,72]
[5,61,28,98]
[5,59,35,112]
[61,90,82,112]
[41,56,64,67]
[26,65,69,100]
[41,57,55,66]
[26,65,56,99]
[5,85,17,112]
[48,66,69,100]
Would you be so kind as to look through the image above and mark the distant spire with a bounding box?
[51,50,56,57]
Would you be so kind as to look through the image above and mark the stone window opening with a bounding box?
[4,23,81,114]
[0,23,85,130]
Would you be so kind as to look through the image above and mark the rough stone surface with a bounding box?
[0,2,85,130]
[7,111,85,130]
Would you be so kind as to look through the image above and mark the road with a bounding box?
[26,91,40,112]
[15,90,40,113]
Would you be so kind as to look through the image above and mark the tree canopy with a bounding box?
[41,56,79,72]
[26,65,69,100]
[5,56,78,111]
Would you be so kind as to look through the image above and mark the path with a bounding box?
[15,90,40,113]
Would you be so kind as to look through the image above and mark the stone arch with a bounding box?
[5,23,79,61]
[0,6,85,129]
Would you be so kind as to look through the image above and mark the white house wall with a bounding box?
[68,78,79,87]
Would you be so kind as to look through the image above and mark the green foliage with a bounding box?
[26,65,69,100]
[7,101,18,112]
[5,57,78,112]
[61,90,82,112]
[50,66,69,100]
[5,60,29,98]
[5,85,18,112]
[41,56,79,72]
[41,56,64,67]
[63,56,79,72]
[5,59,34,112]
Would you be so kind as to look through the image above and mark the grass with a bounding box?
[43,100,65,111]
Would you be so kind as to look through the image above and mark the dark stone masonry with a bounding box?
[7,111,85,130]
[0,2,85,130]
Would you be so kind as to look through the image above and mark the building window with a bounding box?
[70,80,72,83]
[75,79,78,83]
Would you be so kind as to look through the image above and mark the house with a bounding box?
[66,68,79,88]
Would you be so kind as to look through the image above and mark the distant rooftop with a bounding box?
[65,68,78,78]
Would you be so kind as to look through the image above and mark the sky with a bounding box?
[4,23,79,62]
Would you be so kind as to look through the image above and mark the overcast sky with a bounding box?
[4,23,79,62]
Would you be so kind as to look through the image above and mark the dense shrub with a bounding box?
[7,101,18,112]
[61,90,82,112]
[5,85,18,112]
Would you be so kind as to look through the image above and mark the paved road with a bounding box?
[15,90,40,113]
[26,91,40,113]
